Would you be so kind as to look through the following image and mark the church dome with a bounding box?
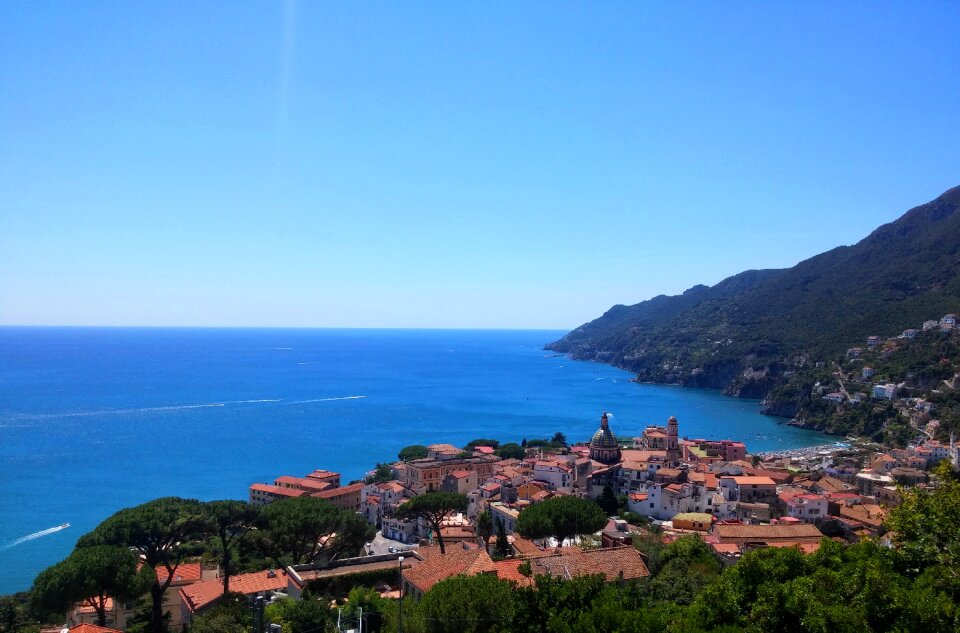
[591,426,618,449]
[590,411,619,448]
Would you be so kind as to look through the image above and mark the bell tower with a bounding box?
[666,416,681,466]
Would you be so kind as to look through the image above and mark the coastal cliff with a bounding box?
[548,186,960,424]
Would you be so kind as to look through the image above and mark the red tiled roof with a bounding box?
[70,625,124,633]
[724,476,776,486]
[314,482,364,499]
[305,469,340,480]
[528,547,650,582]
[180,569,288,613]
[716,523,823,542]
[402,548,496,594]
[155,562,202,585]
[274,476,335,492]
[510,536,553,558]
[250,483,306,498]
[492,559,534,587]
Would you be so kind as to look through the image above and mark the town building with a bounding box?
[589,411,621,464]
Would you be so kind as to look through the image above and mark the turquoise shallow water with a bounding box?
[0,327,826,594]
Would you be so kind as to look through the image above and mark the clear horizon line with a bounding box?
[0,323,573,332]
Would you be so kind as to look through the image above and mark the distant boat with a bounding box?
[59,523,70,530]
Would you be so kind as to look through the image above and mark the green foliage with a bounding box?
[203,500,260,595]
[516,496,607,545]
[549,187,960,423]
[619,511,649,527]
[188,593,251,633]
[596,485,619,516]
[31,545,152,626]
[267,597,334,633]
[341,587,388,633]
[465,438,500,450]
[643,535,722,605]
[1,592,39,633]
[77,496,208,633]
[259,496,373,566]
[396,493,468,554]
[399,445,430,461]
[494,443,526,459]
[418,574,516,633]
[494,518,511,558]
[551,432,568,446]
[476,509,493,548]
[887,460,960,572]
[306,567,398,598]
[368,463,394,484]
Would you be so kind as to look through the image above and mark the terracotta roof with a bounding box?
[70,625,124,633]
[688,472,718,488]
[180,569,288,613]
[448,470,472,479]
[250,483,306,497]
[510,536,554,558]
[620,449,667,462]
[314,482,364,499]
[724,476,776,486]
[715,523,823,542]
[528,547,650,582]
[492,559,534,586]
[764,541,822,554]
[402,547,496,593]
[839,504,886,528]
[815,477,851,493]
[155,562,202,585]
[275,476,335,492]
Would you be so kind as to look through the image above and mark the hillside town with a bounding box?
[54,407,960,633]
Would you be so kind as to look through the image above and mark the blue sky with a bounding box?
[2,2,958,329]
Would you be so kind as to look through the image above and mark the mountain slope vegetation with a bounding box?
[548,186,960,399]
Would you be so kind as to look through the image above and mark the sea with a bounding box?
[0,327,828,594]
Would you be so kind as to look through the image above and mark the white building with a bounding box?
[872,383,897,400]
[786,494,828,522]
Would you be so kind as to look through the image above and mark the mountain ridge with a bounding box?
[547,186,960,400]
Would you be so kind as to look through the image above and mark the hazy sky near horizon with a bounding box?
[2,3,959,330]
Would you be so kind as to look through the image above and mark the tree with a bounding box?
[465,439,500,450]
[494,443,525,460]
[476,509,493,552]
[399,445,429,461]
[515,496,607,546]
[202,500,260,595]
[32,545,152,627]
[188,593,251,633]
[419,573,516,633]
[260,496,373,566]
[887,460,960,571]
[494,518,511,558]
[396,492,468,554]
[368,463,394,483]
[551,432,567,447]
[77,497,208,633]
[596,484,619,516]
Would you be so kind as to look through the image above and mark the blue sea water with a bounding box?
[0,327,827,594]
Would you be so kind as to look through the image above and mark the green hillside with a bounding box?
[548,186,960,399]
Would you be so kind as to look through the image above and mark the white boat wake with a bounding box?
[292,396,367,403]
[2,523,70,550]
